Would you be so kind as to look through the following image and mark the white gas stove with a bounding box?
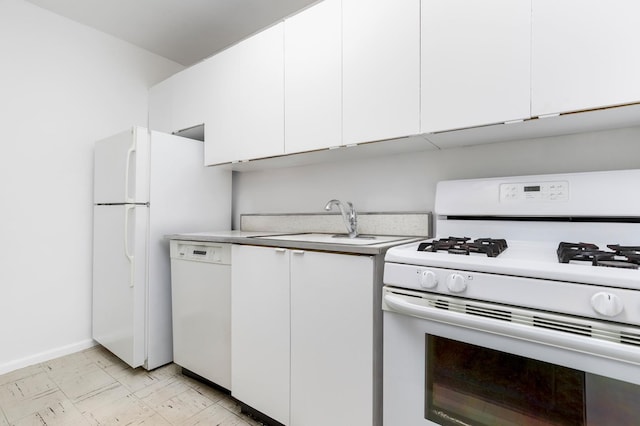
[382,169,640,426]
[385,239,640,324]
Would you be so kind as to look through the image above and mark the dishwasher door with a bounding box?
[170,241,231,390]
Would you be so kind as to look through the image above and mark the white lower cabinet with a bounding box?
[231,245,376,425]
[231,245,290,425]
[290,250,374,426]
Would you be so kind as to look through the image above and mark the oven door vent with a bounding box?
[432,299,450,310]
[387,289,640,350]
[620,331,640,347]
[465,304,512,322]
[532,316,592,337]
[454,299,640,348]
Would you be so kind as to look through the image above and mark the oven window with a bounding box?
[425,335,640,426]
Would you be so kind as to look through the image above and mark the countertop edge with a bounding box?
[165,233,422,255]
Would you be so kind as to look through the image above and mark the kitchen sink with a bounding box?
[255,233,413,245]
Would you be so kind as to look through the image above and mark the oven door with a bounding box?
[383,287,640,426]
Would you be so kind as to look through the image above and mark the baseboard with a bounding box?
[0,339,97,376]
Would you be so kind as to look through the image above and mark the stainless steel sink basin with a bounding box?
[255,233,412,245]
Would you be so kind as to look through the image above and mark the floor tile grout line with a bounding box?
[159,386,218,425]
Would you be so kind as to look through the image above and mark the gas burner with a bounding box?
[474,238,508,254]
[557,242,609,264]
[417,237,469,253]
[418,237,508,257]
[558,242,640,269]
[607,245,640,264]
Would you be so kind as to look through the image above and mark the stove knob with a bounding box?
[591,292,624,317]
[446,273,467,293]
[419,270,438,289]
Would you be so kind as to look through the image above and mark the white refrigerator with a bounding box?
[92,127,231,370]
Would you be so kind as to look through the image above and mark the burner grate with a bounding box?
[607,245,640,265]
[417,237,508,257]
[557,242,640,269]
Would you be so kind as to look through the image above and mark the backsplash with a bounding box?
[240,212,431,237]
[232,126,640,230]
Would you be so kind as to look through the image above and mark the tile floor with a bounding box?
[0,346,264,425]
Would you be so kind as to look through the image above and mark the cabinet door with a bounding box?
[231,245,290,425]
[421,0,531,133]
[532,0,640,116]
[148,78,173,134]
[148,61,213,134]
[206,23,285,165]
[342,0,420,145]
[285,0,342,153]
[290,251,374,426]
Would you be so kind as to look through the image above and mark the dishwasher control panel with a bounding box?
[170,241,231,264]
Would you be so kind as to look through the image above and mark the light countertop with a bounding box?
[165,230,422,255]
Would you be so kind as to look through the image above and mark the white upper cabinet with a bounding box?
[148,61,213,135]
[342,0,421,145]
[532,0,640,116]
[421,0,531,133]
[205,23,285,165]
[284,0,342,153]
[148,79,172,134]
[150,0,640,167]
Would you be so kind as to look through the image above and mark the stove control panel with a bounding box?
[500,180,569,202]
[383,262,640,326]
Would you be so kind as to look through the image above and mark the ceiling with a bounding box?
[24,0,319,66]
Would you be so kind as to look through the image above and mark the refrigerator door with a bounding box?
[92,204,148,368]
[94,127,150,204]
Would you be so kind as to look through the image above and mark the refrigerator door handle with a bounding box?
[124,205,135,287]
[124,138,136,203]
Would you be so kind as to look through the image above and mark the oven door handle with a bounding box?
[384,293,640,367]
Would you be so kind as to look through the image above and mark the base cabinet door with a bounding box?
[231,245,290,425]
[290,251,375,426]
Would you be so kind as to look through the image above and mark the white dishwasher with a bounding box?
[170,240,231,390]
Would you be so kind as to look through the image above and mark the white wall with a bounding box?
[232,126,640,228]
[0,0,183,374]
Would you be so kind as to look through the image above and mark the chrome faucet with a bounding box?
[325,199,358,238]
